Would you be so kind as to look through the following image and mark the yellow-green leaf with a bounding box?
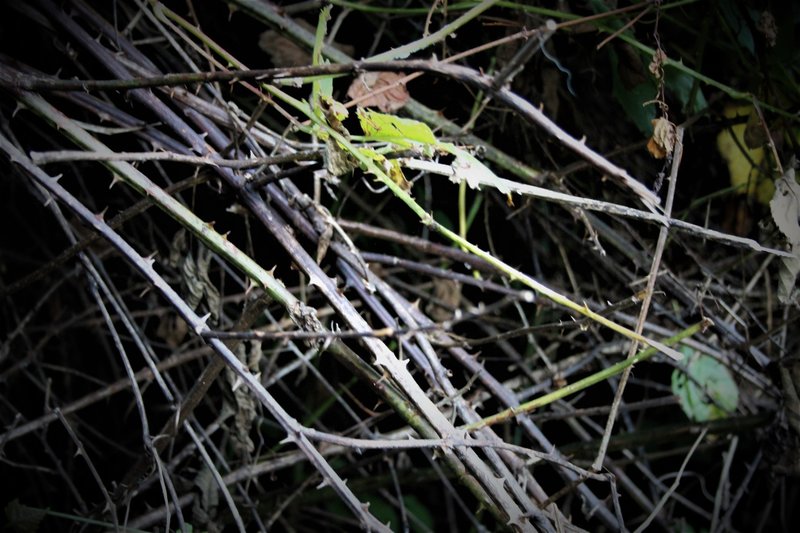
[671,347,739,422]
[716,104,773,204]
[357,108,437,147]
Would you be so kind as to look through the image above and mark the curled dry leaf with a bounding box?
[769,165,800,304]
[647,116,676,159]
[648,48,667,79]
[347,71,410,112]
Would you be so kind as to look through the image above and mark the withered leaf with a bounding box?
[647,117,676,159]
[769,165,800,304]
[347,71,410,112]
[648,48,667,79]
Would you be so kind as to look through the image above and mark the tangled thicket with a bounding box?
[1,1,798,532]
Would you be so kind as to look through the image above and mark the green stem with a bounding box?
[367,0,501,62]
[465,319,709,431]
[311,5,332,118]
[263,84,685,361]
[458,179,467,247]
[152,2,241,68]
[20,93,295,310]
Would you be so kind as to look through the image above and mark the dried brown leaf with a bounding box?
[647,117,676,159]
[648,48,667,79]
[347,72,410,112]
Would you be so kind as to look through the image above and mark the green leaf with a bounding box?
[311,5,332,119]
[609,48,656,135]
[665,68,707,114]
[403,495,434,532]
[671,347,739,422]
[357,108,437,147]
[318,75,333,100]
[718,0,755,56]
[312,5,331,67]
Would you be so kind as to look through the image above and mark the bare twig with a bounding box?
[29,149,321,168]
[591,126,686,472]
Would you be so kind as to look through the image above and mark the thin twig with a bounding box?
[634,428,709,533]
[591,126,686,472]
[30,149,321,168]
[401,157,789,256]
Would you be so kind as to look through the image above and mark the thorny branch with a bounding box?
[1,1,795,532]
